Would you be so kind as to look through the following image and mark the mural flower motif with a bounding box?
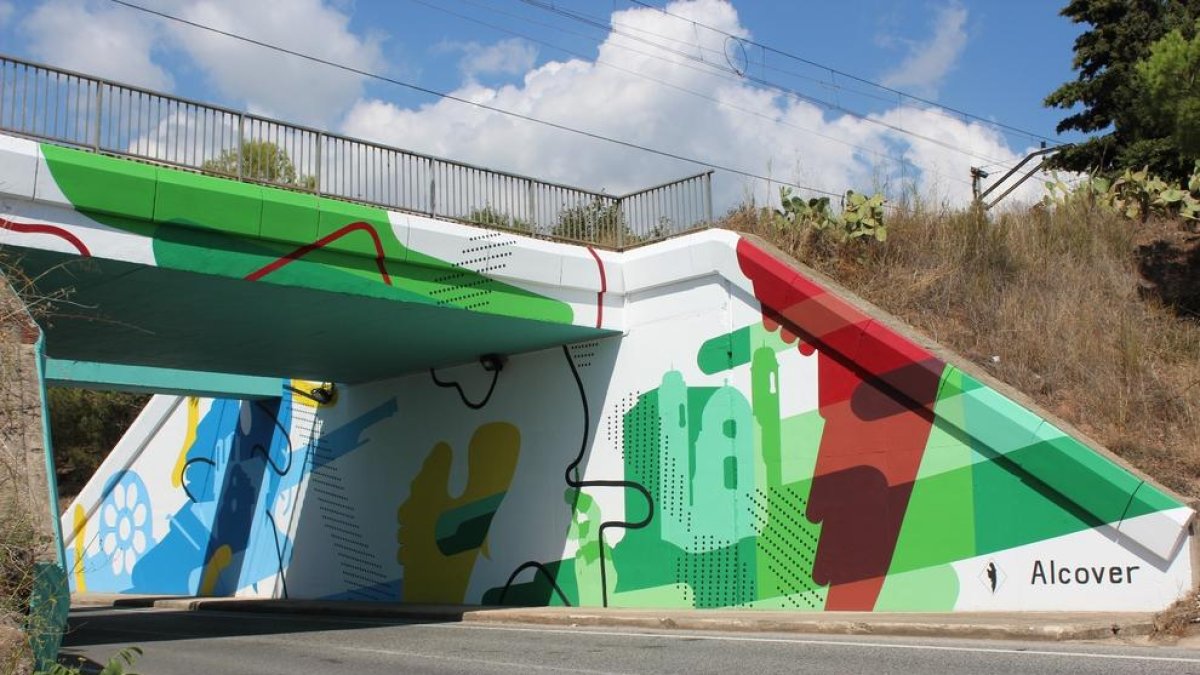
[99,473,152,577]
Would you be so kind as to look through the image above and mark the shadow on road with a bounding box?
[61,605,459,648]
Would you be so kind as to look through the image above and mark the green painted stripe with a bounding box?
[38,143,575,326]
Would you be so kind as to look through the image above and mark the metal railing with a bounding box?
[0,54,713,249]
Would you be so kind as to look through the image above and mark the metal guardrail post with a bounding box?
[616,196,625,250]
[314,131,323,196]
[527,182,536,231]
[236,113,244,180]
[704,172,714,223]
[428,162,436,216]
[92,84,102,151]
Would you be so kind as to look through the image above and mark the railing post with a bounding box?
[92,83,103,151]
[616,196,625,250]
[236,113,244,180]
[704,172,713,224]
[526,182,536,232]
[428,160,436,216]
[314,131,323,196]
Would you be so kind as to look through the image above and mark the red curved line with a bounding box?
[245,221,393,285]
[0,217,91,257]
[586,246,606,328]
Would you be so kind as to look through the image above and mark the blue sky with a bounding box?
[0,0,1088,206]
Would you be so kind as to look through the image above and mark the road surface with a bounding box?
[60,607,1200,674]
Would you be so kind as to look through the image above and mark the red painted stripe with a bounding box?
[245,221,393,285]
[0,217,91,257]
[735,236,943,611]
[586,245,606,328]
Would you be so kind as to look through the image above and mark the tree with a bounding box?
[1137,18,1200,160]
[202,140,316,189]
[49,389,148,497]
[550,199,630,247]
[468,206,536,234]
[1045,0,1200,181]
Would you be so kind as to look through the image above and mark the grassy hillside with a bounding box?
[725,201,1200,498]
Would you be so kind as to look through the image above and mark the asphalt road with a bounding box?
[60,607,1200,674]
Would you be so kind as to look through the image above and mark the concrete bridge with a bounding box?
[0,55,1193,617]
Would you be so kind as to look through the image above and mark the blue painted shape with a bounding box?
[128,397,296,595]
[45,359,284,399]
[304,398,400,472]
[74,394,400,597]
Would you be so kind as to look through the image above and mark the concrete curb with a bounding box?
[70,595,1156,642]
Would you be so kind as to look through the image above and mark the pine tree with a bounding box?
[1045,0,1200,180]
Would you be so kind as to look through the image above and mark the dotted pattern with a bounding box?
[748,486,823,609]
[675,541,755,608]
[569,341,599,369]
[615,390,655,494]
[294,403,391,602]
[431,231,515,310]
[619,388,756,608]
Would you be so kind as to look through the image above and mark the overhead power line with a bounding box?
[623,0,1062,147]
[409,0,971,187]
[514,0,1012,167]
[106,0,851,201]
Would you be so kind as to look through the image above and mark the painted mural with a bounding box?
[58,239,1195,612]
[0,132,1191,613]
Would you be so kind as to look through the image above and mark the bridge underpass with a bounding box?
[1,136,618,396]
[25,245,612,393]
[0,55,1194,634]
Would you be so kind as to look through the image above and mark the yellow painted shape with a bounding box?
[171,397,200,488]
[199,544,233,596]
[397,423,520,603]
[72,504,88,593]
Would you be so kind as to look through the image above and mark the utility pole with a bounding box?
[970,167,990,203]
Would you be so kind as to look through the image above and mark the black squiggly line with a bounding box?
[284,384,334,405]
[264,509,290,599]
[251,400,295,476]
[560,344,653,608]
[180,457,216,503]
[490,346,653,607]
[429,365,500,409]
[180,400,296,502]
[497,561,572,607]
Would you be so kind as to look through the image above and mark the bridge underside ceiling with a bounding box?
[18,250,611,384]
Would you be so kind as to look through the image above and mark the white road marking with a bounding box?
[442,622,1200,665]
[326,643,631,675]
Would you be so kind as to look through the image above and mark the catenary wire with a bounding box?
[410,0,972,187]
[623,0,1062,146]
[514,0,1013,167]
[107,0,857,202]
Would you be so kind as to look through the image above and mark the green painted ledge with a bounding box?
[46,359,283,399]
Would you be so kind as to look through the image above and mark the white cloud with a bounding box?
[17,0,1045,211]
[165,0,386,127]
[880,1,968,99]
[340,0,1033,211]
[18,0,383,128]
[22,0,173,91]
[446,38,538,80]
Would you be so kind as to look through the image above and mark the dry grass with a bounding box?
[1152,590,1200,639]
[726,201,1200,498]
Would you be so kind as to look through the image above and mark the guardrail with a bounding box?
[0,54,712,249]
